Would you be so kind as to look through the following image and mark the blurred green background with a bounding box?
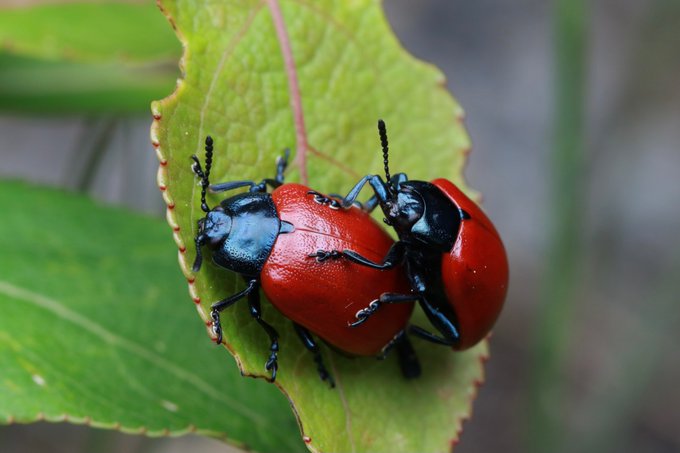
[1,0,679,452]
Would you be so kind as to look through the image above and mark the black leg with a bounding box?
[309,241,407,269]
[409,325,457,346]
[209,149,289,194]
[211,178,282,194]
[389,173,409,188]
[210,279,258,344]
[248,149,290,192]
[377,330,421,379]
[395,332,421,379]
[246,282,280,381]
[307,191,342,209]
[191,148,213,213]
[350,292,421,327]
[362,195,378,212]
[275,149,290,184]
[339,174,391,209]
[409,297,461,346]
[327,193,363,209]
[307,249,342,262]
[355,173,408,213]
[293,323,335,388]
[210,180,258,193]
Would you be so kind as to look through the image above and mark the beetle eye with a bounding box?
[197,218,206,234]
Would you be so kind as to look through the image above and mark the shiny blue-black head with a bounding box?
[193,208,233,272]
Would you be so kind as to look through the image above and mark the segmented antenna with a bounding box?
[199,136,214,212]
[190,137,214,272]
[377,119,391,184]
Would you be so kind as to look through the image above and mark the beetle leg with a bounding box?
[252,179,281,192]
[350,292,420,327]
[208,149,289,194]
[409,296,461,346]
[308,249,342,262]
[356,173,408,213]
[275,148,290,184]
[409,325,459,346]
[190,154,207,179]
[292,323,335,388]
[307,191,342,209]
[250,148,291,190]
[317,241,406,270]
[209,279,258,344]
[327,193,363,209]
[339,175,390,209]
[211,179,282,194]
[246,282,280,381]
[395,332,421,378]
[373,330,421,379]
[210,180,257,193]
[362,195,378,212]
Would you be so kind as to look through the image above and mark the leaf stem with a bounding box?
[527,1,589,451]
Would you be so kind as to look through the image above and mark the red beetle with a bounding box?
[191,137,416,386]
[311,120,508,350]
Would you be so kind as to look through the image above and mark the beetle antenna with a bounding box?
[199,136,214,213]
[377,119,391,184]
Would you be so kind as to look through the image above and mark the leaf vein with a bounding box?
[0,280,267,426]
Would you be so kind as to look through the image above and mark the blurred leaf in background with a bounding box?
[0,2,181,113]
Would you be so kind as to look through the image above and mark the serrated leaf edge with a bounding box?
[0,412,246,447]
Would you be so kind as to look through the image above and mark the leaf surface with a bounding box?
[0,181,302,453]
[151,1,487,452]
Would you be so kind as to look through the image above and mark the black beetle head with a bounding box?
[382,185,424,233]
[375,120,424,234]
[193,207,232,272]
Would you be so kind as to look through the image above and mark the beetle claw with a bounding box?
[350,299,381,327]
[211,310,223,344]
[308,191,342,209]
[265,352,278,381]
[308,249,342,263]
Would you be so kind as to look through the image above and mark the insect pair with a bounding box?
[191,120,508,386]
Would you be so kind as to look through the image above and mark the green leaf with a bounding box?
[0,52,177,113]
[0,2,179,63]
[0,2,181,113]
[151,1,487,452]
[0,181,302,453]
